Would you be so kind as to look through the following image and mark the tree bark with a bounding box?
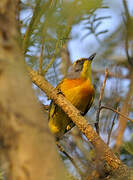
[28,67,129,179]
[0,1,66,180]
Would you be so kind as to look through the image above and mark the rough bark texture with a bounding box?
[28,68,129,179]
[0,1,66,180]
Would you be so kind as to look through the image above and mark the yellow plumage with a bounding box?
[48,54,96,138]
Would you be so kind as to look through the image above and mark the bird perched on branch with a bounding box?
[48,53,96,138]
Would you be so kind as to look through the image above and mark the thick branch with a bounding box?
[28,67,129,177]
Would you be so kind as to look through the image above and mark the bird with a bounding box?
[48,53,96,138]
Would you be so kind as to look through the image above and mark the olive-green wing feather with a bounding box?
[48,79,65,121]
[83,92,95,116]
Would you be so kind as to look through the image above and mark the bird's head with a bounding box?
[67,53,96,79]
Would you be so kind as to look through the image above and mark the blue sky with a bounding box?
[68,0,133,61]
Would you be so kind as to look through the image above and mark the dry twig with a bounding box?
[56,142,84,177]
[95,68,108,134]
[100,106,133,123]
[107,109,118,146]
[39,43,44,75]
[42,40,60,76]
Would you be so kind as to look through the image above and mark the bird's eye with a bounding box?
[76,60,84,65]
[74,60,85,72]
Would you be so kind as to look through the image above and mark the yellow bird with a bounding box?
[48,53,96,138]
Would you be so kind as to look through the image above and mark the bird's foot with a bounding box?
[80,111,85,116]
[57,90,64,96]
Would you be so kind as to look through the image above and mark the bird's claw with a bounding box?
[80,111,85,116]
[57,90,64,96]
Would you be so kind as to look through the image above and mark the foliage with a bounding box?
[21,0,102,83]
[20,0,133,179]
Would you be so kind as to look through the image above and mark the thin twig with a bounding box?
[107,110,118,146]
[99,69,108,100]
[42,55,56,75]
[56,142,83,177]
[42,41,60,76]
[123,0,130,19]
[95,68,108,134]
[39,42,44,75]
[100,106,133,123]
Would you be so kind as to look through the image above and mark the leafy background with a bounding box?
[20,0,133,179]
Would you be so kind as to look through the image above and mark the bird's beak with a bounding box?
[87,53,96,61]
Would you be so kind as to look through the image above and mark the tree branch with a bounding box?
[100,106,133,123]
[28,67,129,178]
[56,142,84,177]
[107,109,118,146]
[95,68,108,134]
[39,42,44,75]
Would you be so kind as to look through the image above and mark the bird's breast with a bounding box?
[60,78,94,111]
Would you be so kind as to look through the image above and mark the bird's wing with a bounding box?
[48,79,64,121]
[56,79,64,91]
[83,91,95,115]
